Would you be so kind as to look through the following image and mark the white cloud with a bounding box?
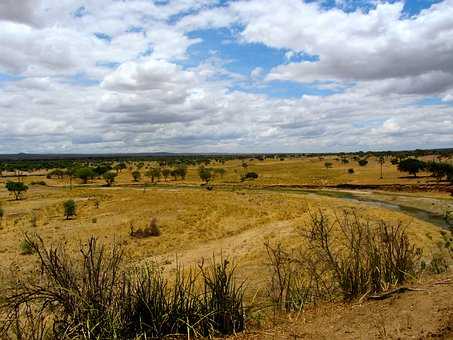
[0,0,452,153]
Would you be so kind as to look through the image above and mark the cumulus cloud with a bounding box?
[0,0,452,153]
[0,0,41,25]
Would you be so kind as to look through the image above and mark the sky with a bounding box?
[0,0,452,154]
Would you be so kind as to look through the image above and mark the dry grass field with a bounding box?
[0,155,452,338]
[1,157,449,276]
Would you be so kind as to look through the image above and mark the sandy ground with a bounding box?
[232,274,453,340]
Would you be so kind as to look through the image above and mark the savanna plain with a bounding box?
[0,153,452,339]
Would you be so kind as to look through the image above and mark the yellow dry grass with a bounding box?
[0,180,444,290]
[2,154,442,189]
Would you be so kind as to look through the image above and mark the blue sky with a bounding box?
[0,0,452,153]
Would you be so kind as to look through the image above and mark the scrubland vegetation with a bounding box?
[0,149,452,338]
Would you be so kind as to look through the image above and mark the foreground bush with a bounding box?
[266,209,421,311]
[0,235,245,339]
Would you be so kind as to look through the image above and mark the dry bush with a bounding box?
[266,209,421,308]
[0,235,245,339]
[129,217,161,238]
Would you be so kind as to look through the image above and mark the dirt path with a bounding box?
[148,220,294,269]
[233,275,453,339]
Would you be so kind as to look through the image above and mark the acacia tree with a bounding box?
[114,162,127,174]
[145,168,161,183]
[132,170,141,182]
[176,165,188,180]
[161,168,171,182]
[103,171,117,186]
[5,181,28,200]
[75,167,95,184]
[397,158,425,177]
[198,166,213,184]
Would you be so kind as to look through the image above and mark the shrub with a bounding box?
[19,238,34,255]
[358,159,368,166]
[129,218,161,238]
[241,172,259,181]
[265,209,421,305]
[305,210,420,300]
[30,180,47,186]
[63,199,76,220]
[348,168,354,174]
[324,162,333,169]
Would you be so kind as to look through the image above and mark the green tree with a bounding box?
[324,162,333,169]
[170,169,178,181]
[132,170,141,182]
[198,166,213,183]
[145,168,161,183]
[397,158,425,177]
[75,167,95,184]
[5,181,28,200]
[103,171,117,186]
[63,199,76,220]
[162,168,171,182]
[114,162,127,174]
[176,165,188,180]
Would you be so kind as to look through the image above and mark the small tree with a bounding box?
[5,181,28,200]
[176,165,188,180]
[378,156,385,179]
[103,171,117,186]
[132,170,141,182]
[170,169,178,181]
[63,199,76,220]
[145,168,161,183]
[114,162,127,174]
[162,168,171,182]
[324,162,333,169]
[397,158,425,177]
[198,166,213,183]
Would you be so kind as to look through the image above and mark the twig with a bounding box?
[367,287,427,300]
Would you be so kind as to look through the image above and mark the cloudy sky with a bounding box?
[0,0,452,153]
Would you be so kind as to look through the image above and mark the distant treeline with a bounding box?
[0,148,452,174]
